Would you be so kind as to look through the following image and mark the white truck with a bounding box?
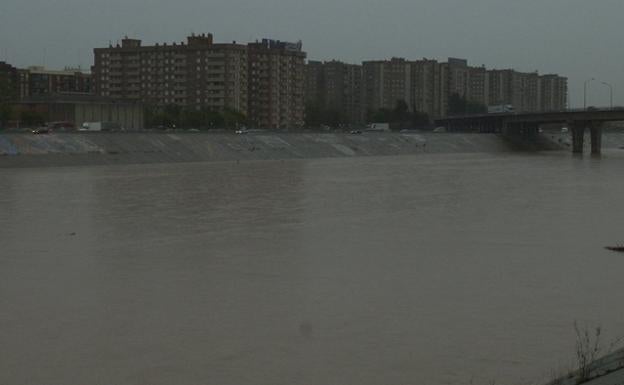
[80,122,102,131]
[487,105,515,114]
[366,122,390,132]
[80,122,119,131]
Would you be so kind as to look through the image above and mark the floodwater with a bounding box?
[2,152,624,385]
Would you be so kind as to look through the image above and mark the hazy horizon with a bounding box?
[1,0,621,108]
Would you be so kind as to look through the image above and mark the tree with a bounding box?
[370,108,392,123]
[448,93,467,116]
[222,107,246,129]
[305,103,322,127]
[411,110,430,128]
[304,104,346,128]
[180,108,205,128]
[20,110,45,127]
[466,100,487,114]
[448,93,487,116]
[204,110,224,129]
[392,100,410,125]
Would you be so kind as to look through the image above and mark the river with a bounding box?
[1,151,624,385]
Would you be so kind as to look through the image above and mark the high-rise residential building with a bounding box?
[0,61,19,100]
[486,69,566,113]
[14,66,92,100]
[323,60,347,113]
[324,61,364,123]
[93,34,306,129]
[247,39,306,129]
[438,58,470,115]
[303,60,364,125]
[487,69,514,108]
[467,66,489,108]
[93,35,248,114]
[314,56,567,121]
[305,60,324,108]
[362,58,412,117]
[410,59,442,118]
[343,63,364,124]
[445,58,470,97]
[539,74,567,111]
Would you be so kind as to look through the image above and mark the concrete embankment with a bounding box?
[0,131,622,168]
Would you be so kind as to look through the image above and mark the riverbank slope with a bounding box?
[1,131,621,168]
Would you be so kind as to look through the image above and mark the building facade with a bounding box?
[0,62,19,101]
[247,39,306,129]
[304,60,324,108]
[17,66,92,99]
[410,59,442,119]
[487,69,567,112]
[539,74,568,112]
[362,58,412,116]
[303,60,364,125]
[93,35,248,114]
[15,94,145,130]
[93,35,306,129]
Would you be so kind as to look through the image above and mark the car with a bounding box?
[349,130,362,134]
[32,126,51,134]
[235,129,249,134]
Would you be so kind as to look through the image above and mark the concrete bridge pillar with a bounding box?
[571,121,585,154]
[590,121,603,155]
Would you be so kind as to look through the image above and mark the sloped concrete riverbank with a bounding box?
[1,131,622,168]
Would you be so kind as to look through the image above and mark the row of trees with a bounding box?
[146,105,247,130]
[305,101,431,130]
[367,100,431,130]
[305,94,487,129]
[304,104,348,128]
[448,93,488,115]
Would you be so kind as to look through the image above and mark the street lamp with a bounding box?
[601,81,614,109]
[584,78,595,110]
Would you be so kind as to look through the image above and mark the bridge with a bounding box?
[434,109,624,154]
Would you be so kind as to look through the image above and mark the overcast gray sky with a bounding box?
[1,0,622,107]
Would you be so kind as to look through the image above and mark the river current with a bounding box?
[1,151,624,385]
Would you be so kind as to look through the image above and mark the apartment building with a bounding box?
[539,74,568,111]
[303,60,365,125]
[467,66,489,107]
[247,39,306,129]
[362,58,412,116]
[0,62,19,100]
[410,59,441,118]
[488,69,567,112]
[487,69,514,108]
[7,66,92,100]
[343,63,365,124]
[305,60,324,108]
[324,61,364,123]
[93,34,248,114]
[348,57,568,119]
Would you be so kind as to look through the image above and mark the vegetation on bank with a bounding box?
[146,105,247,130]
[305,93,487,130]
[448,93,488,116]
